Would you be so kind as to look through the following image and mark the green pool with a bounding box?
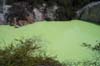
[0,20,100,62]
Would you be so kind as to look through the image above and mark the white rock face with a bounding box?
[33,8,44,21]
[33,4,59,21]
[46,5,58,21]
[0,13,6,24]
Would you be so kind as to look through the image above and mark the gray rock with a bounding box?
[76,1,100,24]
[0,13,6,25]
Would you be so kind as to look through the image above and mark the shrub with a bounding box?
[81,41,100,66]
[0,38,64,66]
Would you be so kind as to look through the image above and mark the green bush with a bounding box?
[0,38,64,66]
[81,41,100,66]
[0,38,100,66]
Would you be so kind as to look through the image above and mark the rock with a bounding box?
[7,2,34,26]
[33,7,44,21]
[45,5,58,21]
[0,13,6,25]
[33,3,59,21]
[76,1,100,24]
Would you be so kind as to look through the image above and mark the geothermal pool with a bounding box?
[0,20,100,62]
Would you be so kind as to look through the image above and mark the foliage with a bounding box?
[0,38,64,66]
[0,37,100,66]
[82,41,100,52]
[60,41,100,66]
[6,0,96,20]
[81,41,100,66]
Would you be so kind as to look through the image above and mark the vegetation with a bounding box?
[0,37,100,66]
[0,38,64,66]
[81,41,100,66]
[6,0,95,9]
[4,0,100,26]
[82,41,100,52]
[6,0,98,20]
[62,41,100,66]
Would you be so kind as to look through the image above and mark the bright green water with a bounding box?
[0,20,100,62]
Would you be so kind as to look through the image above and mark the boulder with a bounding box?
[76,1,100,24]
